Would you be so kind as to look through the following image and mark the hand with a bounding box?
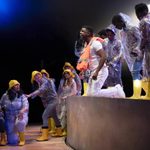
[130,49,141,57]
[0,105,6,112]
[92,72,98,80]
[130,52,138,57]
[62,96,67,100]
[25,94,31,99]
[107,62,113,67]
[18,112,23,120]
[79,71,84,79]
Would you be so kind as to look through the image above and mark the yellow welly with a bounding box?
[0,132,7,146]
[49,118,56,134]
[82,81,88,96]
[141,78,150,100]
[36,128,49,141]
[18,132,25,146]
[51,127,63,137]
[129,80,142,99]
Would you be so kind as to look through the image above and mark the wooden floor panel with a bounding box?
[0,124,72,150]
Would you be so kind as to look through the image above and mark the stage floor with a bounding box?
[1,124,72,150]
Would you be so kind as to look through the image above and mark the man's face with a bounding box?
[136,12,144,20]
[106,30,115,41]
[114,21,124,30]
[80,28,89,40]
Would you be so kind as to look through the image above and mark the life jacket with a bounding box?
[76,37,104,71]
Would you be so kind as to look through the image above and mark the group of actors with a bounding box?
[0,2,150,147]
[75,2,150,100]
[0,64,80,146]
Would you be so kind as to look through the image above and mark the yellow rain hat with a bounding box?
[63,69,75,78]
[63,62,74,70]
[41,69,50,78]
[9,80,20,89]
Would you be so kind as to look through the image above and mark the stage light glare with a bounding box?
[134,79,141,88]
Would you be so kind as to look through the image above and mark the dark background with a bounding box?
[0,0,149,123]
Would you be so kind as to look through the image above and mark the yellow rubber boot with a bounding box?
[18,132,25,146]
[141,78,150,100]
[0,132,7,146]
[36,128,49,141]
[142,79,148,92]
[51,127,63,137]
[129,80,142,99]
[82,81,88,96]
[62,128,67,137]
[48,118,51,131]
[49,118,56,134]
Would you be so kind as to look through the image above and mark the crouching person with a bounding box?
[0,80,29,146]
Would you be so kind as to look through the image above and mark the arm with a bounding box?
[109,41,123,65]
[27,80,47,99]
[18,95,29,120]
[20,95,29,113]
[27,89,40,99]
[68,80,77,96]
[92,49,106,80]
[130,27,142,57]
[133,27,141,50]
[140,20,149,51]
[73,70,82,91]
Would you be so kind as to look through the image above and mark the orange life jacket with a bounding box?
[76,37,104,71]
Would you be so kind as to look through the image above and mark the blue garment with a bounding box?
[0,93,29,145]
[132,58,143,80]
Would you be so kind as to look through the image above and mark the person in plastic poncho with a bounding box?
[0,80,29,146]
[104,24,123,87]
[26,71,63,141]
[112,13,143,99]
[77,25,125,98]
[57,69,77,136]
[135,3,150,99]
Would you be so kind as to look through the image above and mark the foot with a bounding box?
[18,141,25,146]
[36,135,48,141]
[115,84,125,98]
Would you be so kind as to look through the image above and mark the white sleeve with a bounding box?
[91,40,103,52]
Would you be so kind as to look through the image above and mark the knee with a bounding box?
[16,120,26,131]
[42,113,48,121]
